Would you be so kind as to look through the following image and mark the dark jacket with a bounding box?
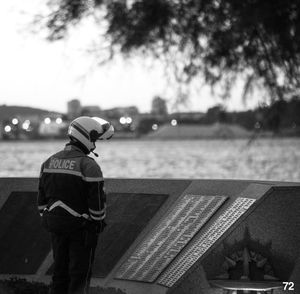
[37,144,106,224]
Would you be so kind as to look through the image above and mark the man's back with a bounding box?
[38,144,105,218]
[37,116,113,294]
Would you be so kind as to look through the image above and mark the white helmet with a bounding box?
[68,116,114,152]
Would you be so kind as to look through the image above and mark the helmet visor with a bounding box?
[91,117,114,140]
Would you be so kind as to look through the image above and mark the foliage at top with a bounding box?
[41,0,300,102]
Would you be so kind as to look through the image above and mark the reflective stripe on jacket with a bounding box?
[37,144,106,222]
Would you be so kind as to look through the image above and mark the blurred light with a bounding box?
[44,117,51,124]
[119,117,126,124]
[4,125,11,133]
[152,124,158,131]
[22,120,30,130]
[12,118,19,125]
[56,117,62,124]
[126,117,132,124]
[171,119,177,126]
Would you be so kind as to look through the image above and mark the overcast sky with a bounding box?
[0,0,260,114]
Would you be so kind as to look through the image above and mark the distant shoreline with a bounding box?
[0,136,300,143]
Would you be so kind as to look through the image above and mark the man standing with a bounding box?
[37,116,114,294]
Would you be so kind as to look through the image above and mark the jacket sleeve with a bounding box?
[82,159,106,222]
[37,163,48,216]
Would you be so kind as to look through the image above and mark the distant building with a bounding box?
[103,106,139,119]
[67,99,82,120]
[81,105,102,117]
[170,112,205,121]
[151,96,168,116]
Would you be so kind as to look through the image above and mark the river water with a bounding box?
[0,138,299,182]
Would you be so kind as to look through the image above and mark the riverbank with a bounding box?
[1,123,299,141]
[145,123,300,140]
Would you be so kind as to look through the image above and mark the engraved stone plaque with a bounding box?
[158,197,256,287]
[116,195,227,282]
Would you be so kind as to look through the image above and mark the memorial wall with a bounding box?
[0,178,299,294]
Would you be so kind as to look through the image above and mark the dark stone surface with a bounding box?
[0,178,188,280]
[44,192,168,277]
[182,179,251,198]
[168,185,300,294]
[202,187,300,282]
[93,192,168,277]
[0,192,51,274]
[166,264,221,294]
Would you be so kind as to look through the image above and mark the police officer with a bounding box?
[37,116,114,294]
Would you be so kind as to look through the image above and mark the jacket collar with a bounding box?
[64,143,86,154]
